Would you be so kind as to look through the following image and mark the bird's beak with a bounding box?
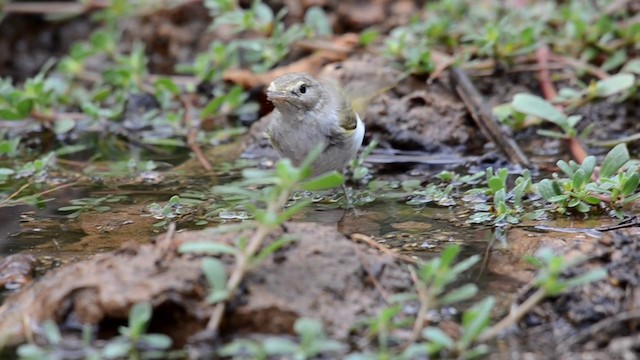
[266,83,288,103]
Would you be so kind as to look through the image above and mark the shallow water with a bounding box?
[0,158,624,317]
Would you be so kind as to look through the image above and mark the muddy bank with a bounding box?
[0,222,412,348]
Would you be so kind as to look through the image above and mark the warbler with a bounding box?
[265,72,365,177]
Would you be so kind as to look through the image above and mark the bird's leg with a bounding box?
[341,183,362,216]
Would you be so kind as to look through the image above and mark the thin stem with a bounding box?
[206,188,291,332]
[478,288,546,342]
[402,266,431,349]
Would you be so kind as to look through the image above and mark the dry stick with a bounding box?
[557,308,640,353]
[449,67,531,168]
[536,47,588,164]
[477,287,547,342]
[0,182,33,206]
[587,132,640,147]
[2,1,107,14]
[402,266,431,350]
[353,246,391,304]
[3,181,78,209]
[181,96,212,171]
[350,233,418,264]
[549,55,610,80]
[206,190,291,332]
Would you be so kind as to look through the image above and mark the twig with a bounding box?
[0,181,79,207]
[353,246,390,303]
[550,55,610,80]
[557,309,640,353]
[160,222,178,261]
[181,95,212,171]
[350,233,418,264]
[478,287,547,342]
[0,182,33,206]
[596,216,640,232]
[427,50,455,84]
[402,266,430,350]
[2,1,107,14]
[450,67,531,167]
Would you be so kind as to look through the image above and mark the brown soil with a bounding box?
[0,222,411,348]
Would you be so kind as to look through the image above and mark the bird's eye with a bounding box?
[299,84,306,94]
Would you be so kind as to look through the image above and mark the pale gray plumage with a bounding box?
[265,72,365,176]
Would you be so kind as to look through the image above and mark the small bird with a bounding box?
[265,72,365,177]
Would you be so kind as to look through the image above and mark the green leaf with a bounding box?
[487,177,504,192]
[58,205,84,211]
[572,168,585,190]
[128,302,152,336]
[421,327,454,348]
[178,242,237,255]
[300,171,344,191]
[581,156,596,179]
[42,320,62,345]
[16,344,47,359]
[512,93,565,125]
[304,6,332,36]
[201,95,226,118]
[583,195,601,205]
[254,236,296,263]
[206,289,230,304]
[141,333,172,349]
[536,129,567,139]
[621,59,640,74]
[0,108,23,120]
[16,99,34,117]
[102,340,131,359]
[202,258,227,293]
[263,337,299,355]
[0,168,15,176]
[460,297,494,347]
[575,201,590,213]
[440,284,478,305]
[556,160,574,177]
[359,28,379,46]
[600,143,629,178]
[622,173,640,196]
[595,73,636,97]
[563,268,607,288]
[294,317,323,336]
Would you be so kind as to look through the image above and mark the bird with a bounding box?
[265,72,365,178]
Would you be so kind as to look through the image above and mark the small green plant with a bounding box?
[349,140,377,183]
[101,302,173,359]
[17,303,175,360]
[58,195,127,219]
[537,144,639,216]
[179,146,344,332]
[466,168,534,225]
[219,318,345,360]
[511,93,584,139]
[556,73,637,109]
[16,320,66,360]
[348,245,493,360]
[479,247,607,341]
[146,195,202,227]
